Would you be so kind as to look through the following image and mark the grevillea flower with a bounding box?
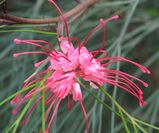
[11,0,150,133]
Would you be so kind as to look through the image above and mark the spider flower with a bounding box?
[11,0,150,132]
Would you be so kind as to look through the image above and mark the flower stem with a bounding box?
[0,83,37,106]
[6,96,35,133]
[42,89,46,132]
[78,80,120,117]
[79,79,159,132]
[119,108,131,133]
[98,86,145,132]
[0,29,56,35]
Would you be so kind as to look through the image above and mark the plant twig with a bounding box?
[0,0,99,25]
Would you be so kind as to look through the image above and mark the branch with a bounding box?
[0,0,100,25]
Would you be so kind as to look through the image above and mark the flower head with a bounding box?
[11,0,150,132]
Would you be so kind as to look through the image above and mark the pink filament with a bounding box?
[34,58,50,67]
[46,99,61,132]
[81,15,119,47]
[13,51,49,57]
[12,95,28,115]
[70,37,81,48]
[14,38,58,53]
[102,56,150,74]
[106,75,142,98]
[46,74,69,86]
[68,95,75,110]
[103,69,148,87]
[14,39,52,54]
[92,19,107,58]
[48,0,71,44]
[23,39,58,53]
[104,79,145,106]
[91,49,108,58]
[23,96,42,125]
[10,94,20,105]
[24,69,49,84]
[25,87,45,99]
[80,100,89,133]
[45,98,57,121]
[45,94,55,105]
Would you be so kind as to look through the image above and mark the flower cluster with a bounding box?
[11,0,150,132]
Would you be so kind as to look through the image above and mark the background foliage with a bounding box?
[0,0,159,133]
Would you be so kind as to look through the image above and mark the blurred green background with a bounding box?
[0,0,159,132]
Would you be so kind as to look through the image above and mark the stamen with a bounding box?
[23,96,42,125]
[80,100,89,133]
[13,51,49,58]
[10,94,20,105]
[70,37,81,48]
[104,79,145,105]
[46,98,61,133]
[14,38,22,44]
[12,109,18,115]
[14,39,52,54]
[102,69,148,87]
[25,87,45,99]
[68,95,71,110]
[11,96,27,115]
[48,0,71,44]
[101,56,151,74]
[34,58,50,67]
[92,19,107,58]
[68,95,75,110]
[24,69,49,83]
[45,94,55,105]
[91,50,108,58]
[23,77,42,89]
[81,15,119,47]
[24,39,58,53]
[45,98,57,121]
[106,75,141,98]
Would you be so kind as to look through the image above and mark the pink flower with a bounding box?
[11,0,150,132]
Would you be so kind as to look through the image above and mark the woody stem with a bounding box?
[0,0,99,25]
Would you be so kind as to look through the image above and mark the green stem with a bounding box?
[0,29,56,35]
[0,83,37,106]
[119,108,131,133]
[14,96,35,133]
[78,80,121,117]
[131,119,138,133]
[98,86,131,117]
[98,86,147,133]
[6,96,35,133]
[134,118,159,131]
[42,89,46,132]
[79,80,159,132]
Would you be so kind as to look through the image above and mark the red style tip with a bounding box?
[113,15,119,20]
[10,100,15,105]
[147,71,151,74]
[34,63,40,67]
[139,101,147,107]
[13,53,19,58]
[22,120,27,126]
[25,95,31,99]
[107,15,119,22]
[48,0,52,3]
[12,109,17,115]
[14,38,22,44]
[138,66,150,74]
[100,15,119,25]
[144,82,149,87]
[146,68,151,74]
